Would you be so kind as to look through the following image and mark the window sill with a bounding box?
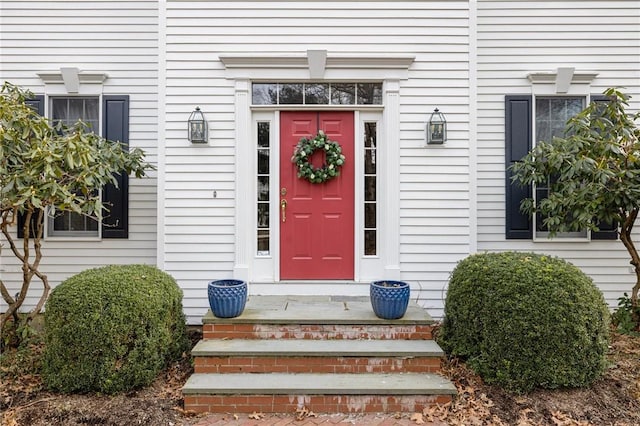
[44,236,102,242]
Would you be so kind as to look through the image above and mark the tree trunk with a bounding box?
[0,208,49,345]
[619,209,640,308]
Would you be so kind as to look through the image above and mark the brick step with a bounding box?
[183,373,456,414]
[202,296,435,340]
[192,339,444,374]
[203,323,433,340]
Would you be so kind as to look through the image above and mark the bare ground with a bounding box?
[1,329,639,426]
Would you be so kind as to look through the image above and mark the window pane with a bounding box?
[567,98,584,117]
[69,99,84,122]
[364,122,377,148]
[258,176,269,201]
[331,83,356,105]
[364,203,376,229]
[257,203,269,228]
[365,176,376,202]
[252,83,278,105]
[257,229,270,253]
[357,83,383,105]
[69,211,86,231]
[365,230,376,256]
[85,99,99,130]
[85,98,99,121]
[364,149,376,175]
[305,83,329,104]
[54,213,69,231]
[86,217,98,231]
[536,97,584,143]
[52,98,68,123]
[279,83,303,104]
[258,122,270,147]
[258,149,269,174]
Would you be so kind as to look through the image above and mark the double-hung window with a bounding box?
[48,97,101,237]
[533,96,587,239]
[505,93,616,241]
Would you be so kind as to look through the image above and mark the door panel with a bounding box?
[280,111,355,279]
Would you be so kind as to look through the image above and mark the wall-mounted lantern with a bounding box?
[188,107,208,143]
[427,108,447,145]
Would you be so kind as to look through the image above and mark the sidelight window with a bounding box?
[256,121,271,255]
[364,122,377,255]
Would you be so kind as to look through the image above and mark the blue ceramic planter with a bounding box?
[207,279,247,318]
[370,280,410,320]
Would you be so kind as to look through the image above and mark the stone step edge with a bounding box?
[183,373,457,396]
[192,339,445,358]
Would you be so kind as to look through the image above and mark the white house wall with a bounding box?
[0,1,158,309]
[476,1,640,308]
[3,1,636,324]
[162,1,472,322]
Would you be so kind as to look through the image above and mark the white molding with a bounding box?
[468,0,478,255]
[233,79,252,282]
[227,53,411,284]
[37,70,108,85]
[220,53,415,70]
[60,67,80,93]
[307,50,327,79]
[555,67,575,94]
[527,70,598,86]
[157,0,168,270]
[382,80,401,280]
[220,53,414,81]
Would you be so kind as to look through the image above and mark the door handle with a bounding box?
[280,199,287,222]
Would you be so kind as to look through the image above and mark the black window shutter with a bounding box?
[17,96,45,238]
[590,94,618,240]
[101,95,130,239]
[505,95,533,239]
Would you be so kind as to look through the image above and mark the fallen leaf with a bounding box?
[410,412,425,424]
[295,406,310,421]
[248,412,264,420]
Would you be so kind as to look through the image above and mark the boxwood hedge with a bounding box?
[43,264,189,394]
[439,252,610,393]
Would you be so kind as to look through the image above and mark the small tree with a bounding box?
[512,88,640,307]
[0,82,152,345]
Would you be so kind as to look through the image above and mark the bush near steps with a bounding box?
[43,264,189,394]
[439,251,610,393]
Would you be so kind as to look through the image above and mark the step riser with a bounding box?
[203,324,433,340]
[184,394,452,414]
[194,356,441,374]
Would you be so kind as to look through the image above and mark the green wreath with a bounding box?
[291,130,346,184]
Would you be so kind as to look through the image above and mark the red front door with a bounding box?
[280,111,355,279]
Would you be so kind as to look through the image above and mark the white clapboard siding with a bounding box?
[0,1,159,313]
[476,1,640,310]
[163,1,471,323]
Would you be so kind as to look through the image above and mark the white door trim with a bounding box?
[223,53,412,284]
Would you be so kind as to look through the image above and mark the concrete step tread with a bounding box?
[193,339,444,357]
[183,373,457,395]
[203,295,435,325]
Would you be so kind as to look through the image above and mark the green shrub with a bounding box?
[43,264,189,394]
[611,293,640,335]
[438,252,610,393]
